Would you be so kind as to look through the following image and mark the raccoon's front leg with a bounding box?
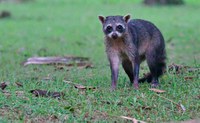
[108,55,120,90]
[128,48,140,89]
[132,57,140,89]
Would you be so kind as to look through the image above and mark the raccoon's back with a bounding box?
[127,19,165,58]
[127,19,164,44]
[128,19,162,35]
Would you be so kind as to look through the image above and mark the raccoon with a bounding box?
[98,14,166,90]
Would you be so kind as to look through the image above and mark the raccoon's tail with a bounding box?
[139,59,166,83]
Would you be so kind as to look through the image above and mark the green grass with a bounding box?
[0,0,199,122]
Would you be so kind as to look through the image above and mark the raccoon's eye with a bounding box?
[116,25,124,33]
[106,26,113,33]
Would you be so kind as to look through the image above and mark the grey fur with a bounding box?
[99,15,166,90]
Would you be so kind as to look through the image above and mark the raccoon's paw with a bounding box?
[110,84,117,91]
[134,83,139,90]
[151,82,159,88]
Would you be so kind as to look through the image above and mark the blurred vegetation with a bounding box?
[144,0,184,5]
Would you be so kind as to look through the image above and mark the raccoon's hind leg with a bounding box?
[146,48,166,88]
[122,58,153,84]
[138,56,152,83]
[122,59,134,84]
[139,73,152,83]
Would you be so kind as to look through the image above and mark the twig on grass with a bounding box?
[149,88,166,93]
[94,110,146,123]
[120,116,146,123]
[154,94,186,112]
[95,110,146,123]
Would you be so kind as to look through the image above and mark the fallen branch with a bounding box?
[22,56,93,68]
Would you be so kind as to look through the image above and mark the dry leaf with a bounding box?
[15,91,24,97]
[168,63,187,74]
[54,65,67,71]
[30,89,64,99]
[180,104,186,112]
[15,82,23,87]
[0,82,7,90]
[141,106,152,110]
[101,100,123,106]
[168,63,199,74]
[176,103,186,112]
[74,84,86,89]
[64,80,96,91]
[184,76,195,81]
[41,74,54,81]
[149,88,166,93]
[74,85,96,90]
[49,115,58,121]
[2,90,11,97]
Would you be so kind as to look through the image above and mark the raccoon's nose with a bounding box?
[112,33,118,39]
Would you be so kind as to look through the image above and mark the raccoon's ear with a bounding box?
[123,14,131,23]
[98,15,105,24]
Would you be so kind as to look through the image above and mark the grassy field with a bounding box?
[0,0,199,122]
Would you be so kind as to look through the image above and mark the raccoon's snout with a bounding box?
[111,33,118,39]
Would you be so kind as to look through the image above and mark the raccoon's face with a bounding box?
[99,15,130,40]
